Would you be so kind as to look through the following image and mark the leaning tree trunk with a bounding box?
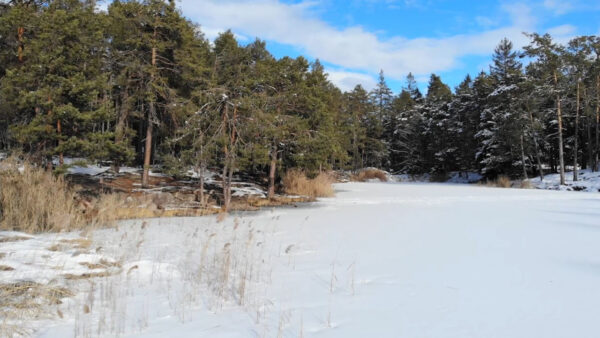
[221,151,229,211]
[554,71,566,185]
[142,110,153,188]
[196,140,206,206]
[595,75,600,172]
[57,119,63,166]
[573,80,580,181]
[142,29,157,188]
[226,106,238,210]
[199,164,205,206]
[520,134,528,180]
[17,26,24,63]
[194,163,205,206]
[221,103,238,212]
[268,144,277,199]
[226,160,234,208]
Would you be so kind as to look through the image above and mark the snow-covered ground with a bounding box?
[530,169,600,192]
[3,182,600,337]
[395,171,483,184]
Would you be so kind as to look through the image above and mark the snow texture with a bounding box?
[1,182,598,337]
[530,169,600,192]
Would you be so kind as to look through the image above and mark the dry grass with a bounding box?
[484,175,512,188]
[495,175,512,188]
[0,281,73,336]
[0,157,124,233]
[351,168,388,182]
[63,271,116,280]
[0,160,86,233]
[0,236,31,243]
[79,259,121,270]
[0,265,14,271]
[282,170,335,198]
[519,180,533,189]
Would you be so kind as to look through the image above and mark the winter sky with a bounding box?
[101,0,600,93]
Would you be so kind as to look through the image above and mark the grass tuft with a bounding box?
[0,159,86,233]
[351,168,388,182]
[0,157,121,233]
[519,180,533,189]
[282,170,335,198]
[483,175,512,188]
[0,281,73,336]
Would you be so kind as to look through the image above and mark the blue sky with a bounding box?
[173,0,599,93]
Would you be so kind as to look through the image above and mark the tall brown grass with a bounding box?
[519,180,533,189]
[0,160,88,233]
[282,169,335,198]
[0,281,73,336]
[351,168,388,182]
[483,175,512,188]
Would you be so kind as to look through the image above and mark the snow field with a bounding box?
[2,182,600,337]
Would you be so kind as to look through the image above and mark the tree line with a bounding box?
[1,0,599,205]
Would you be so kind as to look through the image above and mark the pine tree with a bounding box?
[477,39,527,178]
[2,0,113,169]
[448,75,479,175]
[343,85,372,170]
[524,33,567,185]
[366,70,392,168]
[565,37,594,180]
[422,74,455,175]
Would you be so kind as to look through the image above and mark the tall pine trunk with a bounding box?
[57,119,63,166]
[268,144,277,199]
[142,29,157,188]
[221,102,229,211]
[583,86,593,171]
[113,85,130,173]
[17,26,24,63]
[226,161,234,208]
[195,139,206,206]
[554,70,566,185]
[142,112,153,188]
[199,167,205,206]
[221,103,237,212]
[573,80,580,181]
[527,104,544,180]
[520,134,528,180]
[595,75,600,172]
[352,122,358,171]
[194,162,205,206]
[221,151,229,211]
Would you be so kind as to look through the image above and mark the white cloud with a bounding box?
[325,69,377,92]
[200,26,249,42]
[95,0,109,12]
[475,16,498,29]
[179,0,577,90]
[543,0,574,15]
[548,25,577,40]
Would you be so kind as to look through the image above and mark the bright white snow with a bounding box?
[3,182,600,337]
[531,169,600,192]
